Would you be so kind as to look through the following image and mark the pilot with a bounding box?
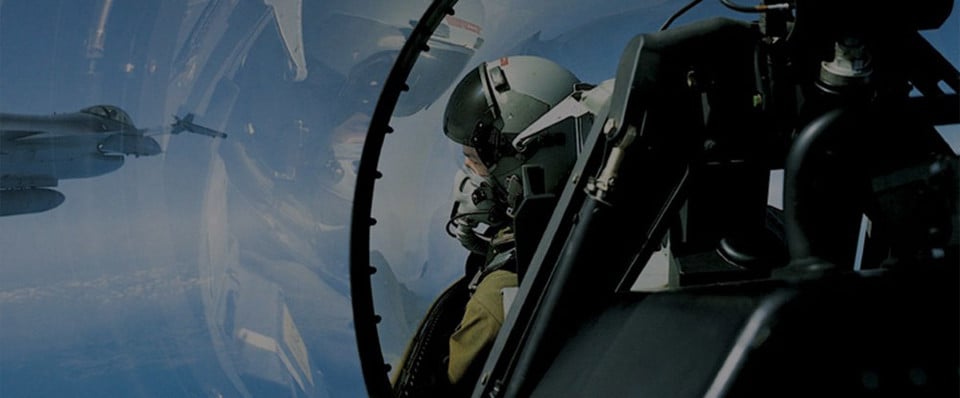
[440,55,613,388]
[171,1,485,396]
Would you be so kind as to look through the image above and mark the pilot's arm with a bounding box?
[448,269,518,385]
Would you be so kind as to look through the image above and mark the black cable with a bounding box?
[720,0,791,13]
[660,0,704,31]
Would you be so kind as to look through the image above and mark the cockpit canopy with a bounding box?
[80,105,134,127]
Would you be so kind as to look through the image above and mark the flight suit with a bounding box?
[447,269,518,385]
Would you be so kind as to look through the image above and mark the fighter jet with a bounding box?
[0,104,162,216]
[171,113,227,138]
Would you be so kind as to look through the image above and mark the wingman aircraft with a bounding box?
[0,105,161,216]
[0,105,223,217]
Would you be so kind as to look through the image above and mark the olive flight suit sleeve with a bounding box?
[447,270,518,385]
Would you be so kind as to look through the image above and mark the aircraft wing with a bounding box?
[0,174,58,190]
[0,129,44,143]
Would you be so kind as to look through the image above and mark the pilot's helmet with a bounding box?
[232,0,485,212]
[303,0,485,118]
[443,55,581,200]
[301,0,483,207]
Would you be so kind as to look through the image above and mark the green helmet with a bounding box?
[444,55,588,220]
[443,55,580,169]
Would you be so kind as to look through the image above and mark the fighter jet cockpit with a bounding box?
[80,105,134,126]
[352,1,960,397]
[0,1,956,397]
